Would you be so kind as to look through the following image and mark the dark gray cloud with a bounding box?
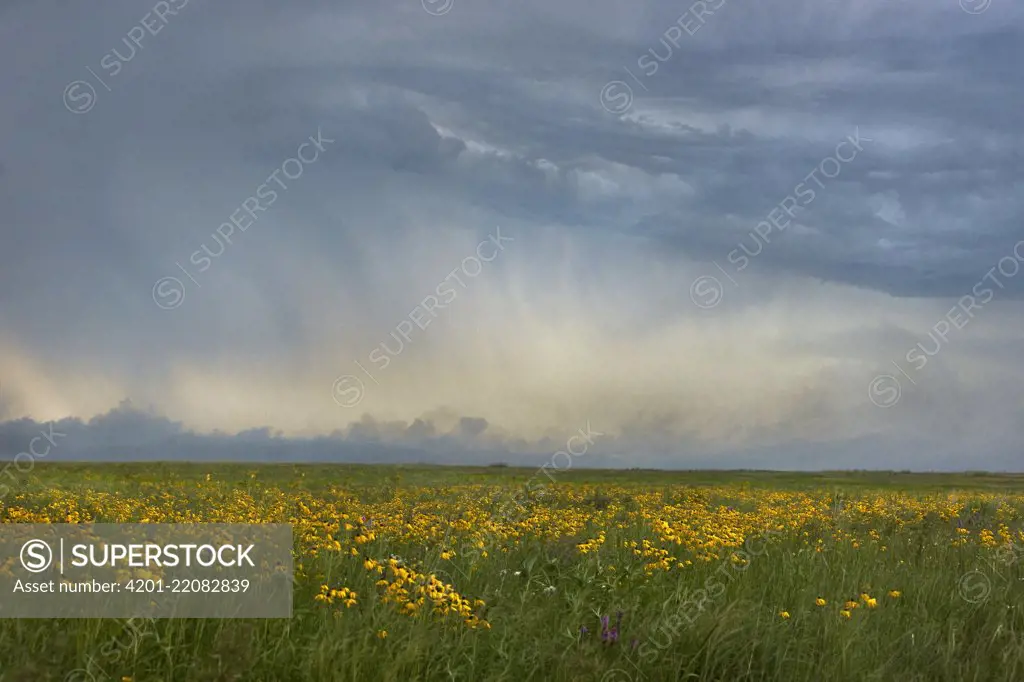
[3,394,1021,472]
[2,0,1023,469]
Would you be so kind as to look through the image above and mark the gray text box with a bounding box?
[0,524,293,618]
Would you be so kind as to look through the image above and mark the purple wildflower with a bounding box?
[599,613,622,644]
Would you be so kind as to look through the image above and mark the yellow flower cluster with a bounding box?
[577,531,606,554]
[624,538,679,574]
[370,558,489,629]
[0,477,1018,642]
[315,585,358,608]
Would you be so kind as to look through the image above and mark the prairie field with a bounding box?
[1,464,1024,682]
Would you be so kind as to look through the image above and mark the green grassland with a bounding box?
[0,464,1022,682]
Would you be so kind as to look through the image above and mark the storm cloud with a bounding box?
[1,0,1022,470]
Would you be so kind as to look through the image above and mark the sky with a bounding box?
[1,0,1023,470]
